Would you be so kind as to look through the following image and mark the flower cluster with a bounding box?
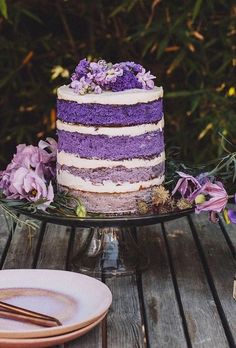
[0,138,57,211]
[70,59,156,95]
[172,171,235,223]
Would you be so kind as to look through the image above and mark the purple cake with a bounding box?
[56,59,165,214]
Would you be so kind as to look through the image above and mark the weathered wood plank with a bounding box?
[0,211,12,266]
[138,224,188,348]
[3,216,41,269]
[36,223,71,270]
[66,227,103,348]
[164,217,229,347]
[219,205,236,257]
[106,275,145,348]
[191,213,236,346]
[65,323,103,348]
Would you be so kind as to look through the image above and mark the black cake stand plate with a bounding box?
[14,207,194,277]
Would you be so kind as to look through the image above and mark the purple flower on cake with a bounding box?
[111,70,141,92]
[74,58,90,79]
[136,68,156,90]
[70,59,157,94]
[172,171,202,201]
[114,61,143,73]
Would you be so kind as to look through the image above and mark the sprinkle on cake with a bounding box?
[56,59,165,214]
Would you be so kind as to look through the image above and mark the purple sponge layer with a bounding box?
[58,184,155,214]
[57,161,165,184]
[57,130,164,160]
[57,99,163,126]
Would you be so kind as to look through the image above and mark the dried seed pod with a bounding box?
[137,200,149,215]
[176,198,192,210]
[152,185,170,206]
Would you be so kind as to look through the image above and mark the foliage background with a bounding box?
[0,0,235,169]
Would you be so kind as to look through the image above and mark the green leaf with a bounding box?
[167,50,185,75]
[156,36,169,59]
[20,8,43,24]
[192,0,203,22]
[0,0,7,19]
[165,90,206,98]
[109,4,125,17]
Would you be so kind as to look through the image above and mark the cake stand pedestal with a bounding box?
[13,207,194,278]
[71,226,148,278]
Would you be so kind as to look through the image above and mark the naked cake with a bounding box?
[56,59,165,214]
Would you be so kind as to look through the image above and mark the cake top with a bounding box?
[70,59,156,95]
[57,85,163,105]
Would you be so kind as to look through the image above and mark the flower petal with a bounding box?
[228,210,236,224]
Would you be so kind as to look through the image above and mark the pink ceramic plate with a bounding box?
[0,269,112,339]
[0,311,106,348]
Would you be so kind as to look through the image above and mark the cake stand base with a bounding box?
[71,227,149,278]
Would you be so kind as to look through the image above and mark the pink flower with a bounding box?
[38,137,57,160]
[7,167,54,210]
[0,138,57,209]
[172,171,201,201]
[195,181,228,213]
[9,144,51,171]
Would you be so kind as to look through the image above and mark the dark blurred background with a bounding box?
[0,0,235,169]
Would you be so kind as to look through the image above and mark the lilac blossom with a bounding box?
[172,171,202,201]
[70,59,156,94]
[74,58,89,79]
[114,61,143,73]
[136,68,156,90]
[111,70,141,92]
[195,181,228,213]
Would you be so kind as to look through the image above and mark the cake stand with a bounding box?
[13,207,194,278]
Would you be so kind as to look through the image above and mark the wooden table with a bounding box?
[0,210,236,348]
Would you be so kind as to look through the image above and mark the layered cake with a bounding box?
[56,59,165,214]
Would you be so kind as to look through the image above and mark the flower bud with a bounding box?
[223,209,230,224]
[75,204,87,218]
[195,194,206,205]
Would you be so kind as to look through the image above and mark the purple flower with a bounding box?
[195,181,228,213]
[228,194,236,223]
[6,144,51,172]
[0,139,57,209]
[70,77,90,95]
[38,137,57,160]
[114,61,143,73]
[94,85,102,94]
[111,70,141,92]
[195,172,214,185]
[7,167,54,210]
[136,68,156,90]
[70,59,157,94]
[90,60,107,74]
[74,58,89,79]
[172,171,202,201]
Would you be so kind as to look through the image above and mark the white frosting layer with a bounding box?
[57,170,165,193]
[57,151,165,169]
[57,118,164,137]
[57,85,163,105]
